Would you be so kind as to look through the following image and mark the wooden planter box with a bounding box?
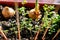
[0,0,60,40]
[0,0,60,6]
[0,0,60,11]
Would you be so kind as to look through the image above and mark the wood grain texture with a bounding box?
[0,0,54,3]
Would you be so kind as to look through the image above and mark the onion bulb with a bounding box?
[28,0,42,21]
[2,6,15,18]
[28,8,42,21]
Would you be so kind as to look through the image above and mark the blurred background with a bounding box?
[0,0,60,4]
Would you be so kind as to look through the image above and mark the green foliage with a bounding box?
[18,7,27,16]
[19,7,26,12]
[6,5,60,35]
[19,7,40,31]
[3,4,60,36]
[42,4,60,35]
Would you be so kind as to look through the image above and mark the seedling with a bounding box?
[28,0,41,21]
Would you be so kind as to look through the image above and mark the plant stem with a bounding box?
[42,21,51,40]
[0,26,8,40]
[42,28,49,40]
[34,23,43,40]
[15,2,21,40]
[34,0,40,40]
[34,29,40,40]
[35,0,39,14]
[52,29,60,40]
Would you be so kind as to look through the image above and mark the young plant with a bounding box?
[33,0,42,40]
[18,7,27,16]
[41,4,60,40]
[28,0,42,21]
[19,5,41,40]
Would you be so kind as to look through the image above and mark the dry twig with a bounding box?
[42,21,51,40]
[42,28,49,40]
[34,29,40,40]
[0,26,8,40]
[34,23,43,40]
[15,2,21,40]
[52,29,60,40]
